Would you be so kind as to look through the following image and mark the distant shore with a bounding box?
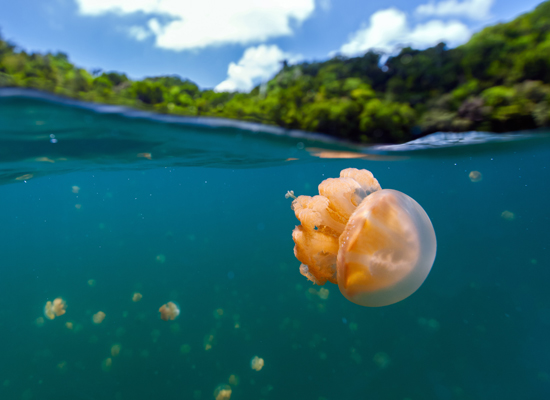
[1,1,549,143]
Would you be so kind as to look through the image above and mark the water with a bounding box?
[1,90,549,400]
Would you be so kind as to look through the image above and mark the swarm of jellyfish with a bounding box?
[290,168,436,307]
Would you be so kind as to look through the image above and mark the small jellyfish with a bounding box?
[501,210,515,221]
[65,322,74,330]
[72,186,80,194]
[137,152,153,160]
[132,292,143,302]
[93,311,106,324]
[36,157,55,163]
[159,302,180,321]
[228,375,239,386]
[291,168,436,307]
[285,190,297,199]
[469,171,483,182]
[180,344,191,354]
[87,279,96,287]
[57,361,67,373]
[15,174,33,181]
[373,352,391,369]
[101,357,112,372]
[213,384,232,400]
[111,344,121,357]
[44,298,67,320]
[203,333,215,351]
[250,356,264,371]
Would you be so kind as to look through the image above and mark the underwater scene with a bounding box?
[0,90,549,400]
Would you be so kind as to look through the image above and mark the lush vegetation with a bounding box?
[1,1,550,143]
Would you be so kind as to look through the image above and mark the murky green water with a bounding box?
[1,91,549,400]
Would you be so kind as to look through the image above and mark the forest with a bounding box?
[1,1,549,143]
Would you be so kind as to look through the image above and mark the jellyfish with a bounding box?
[44,298,67,320]
[291,168,436,307]
[469,171,482,182]
[132,292,143,302]
[250,356,264,371]
[101,357,112,372]
[93,311,106,324]
[213,384,232,400]
[111,344,121,357]
[159,302,180,321]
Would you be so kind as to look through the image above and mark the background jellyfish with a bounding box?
[213,384,232,400]
[132,292,142,302]
[93,311,106,324]
[159,302,180,321]
[469,170,483,182]
[291,168,436,307]
[250,356,264,371]
[44,298,66,320]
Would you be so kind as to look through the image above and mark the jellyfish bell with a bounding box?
[337,189,436,307]
[291,168,436,307]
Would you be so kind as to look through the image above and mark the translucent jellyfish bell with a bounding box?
[337,189,436,307]
[291,168,436,307]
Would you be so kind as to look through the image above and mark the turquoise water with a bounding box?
[1,90,549,400]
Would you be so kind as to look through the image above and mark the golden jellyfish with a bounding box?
[250,356,264,371]
[213,384,232,400]
[159,302,180,321]
[111,344,122,357]
[291,168,436,307]
[101,357,113,372]
[469,171,483,182]
[132,292,143,302]
[93,311,106,324]
[44,298,67,320]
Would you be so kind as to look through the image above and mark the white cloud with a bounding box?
[415,0,494,20]
[408,20,472,48]
[337,8,471,57]
[128,26,151,41]
[74,0,315,51]
[215,45,301,92]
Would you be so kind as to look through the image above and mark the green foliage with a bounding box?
[1,1,549,143]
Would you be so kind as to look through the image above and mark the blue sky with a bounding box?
[0,0,544,91]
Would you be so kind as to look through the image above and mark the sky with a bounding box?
[0,0,544,91]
